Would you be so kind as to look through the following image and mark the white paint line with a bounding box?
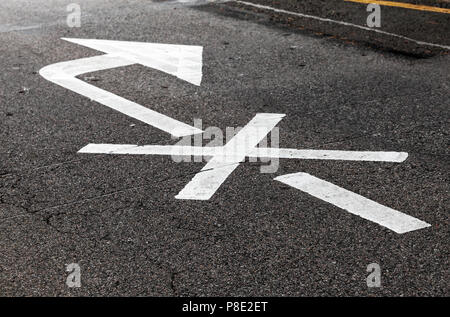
[40,38,204,137]
[0,24,42,33]
[79,144,408,163]
[233,0,450,51]
[176,163,241,200]
[175,113,285,200]
[251,148,408,162]
[275,172,431,233]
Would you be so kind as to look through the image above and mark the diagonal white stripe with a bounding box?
[275,172,431,234]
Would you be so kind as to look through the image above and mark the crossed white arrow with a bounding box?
[40,38,430,234]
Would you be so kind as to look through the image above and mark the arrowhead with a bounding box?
[61,38,203,86]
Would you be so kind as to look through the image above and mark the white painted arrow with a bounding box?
[46,40,429,234]
[39,38,204,137]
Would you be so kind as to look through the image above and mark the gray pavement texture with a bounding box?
[217,0,450,57]
[0,0,449,296]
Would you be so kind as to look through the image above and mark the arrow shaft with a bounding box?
[39,54,203,137]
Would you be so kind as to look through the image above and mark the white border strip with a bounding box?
[232,0,450,51]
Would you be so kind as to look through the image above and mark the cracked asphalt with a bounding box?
[0,0,449,296]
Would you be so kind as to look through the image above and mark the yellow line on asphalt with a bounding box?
[345,0,450,14]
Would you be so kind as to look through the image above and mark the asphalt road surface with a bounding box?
[0,0,449,296]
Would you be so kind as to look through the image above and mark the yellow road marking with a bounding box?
[345,0,450,14]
